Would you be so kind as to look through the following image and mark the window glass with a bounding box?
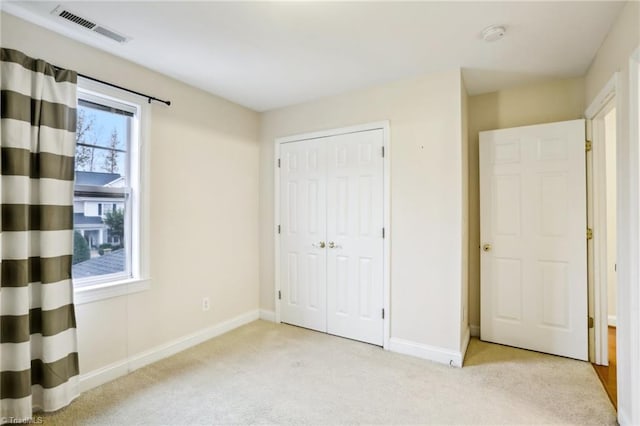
[72,96,133,285]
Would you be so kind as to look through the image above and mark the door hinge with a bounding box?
[278,290,281,300]
[587,228,593,240]
[382,308,385,319]
[382,227,385,238]
[586,140,592,152]
[277,158,281,168]
[382,146,385,158]
[277,225,281,234]
[588,316,594,328]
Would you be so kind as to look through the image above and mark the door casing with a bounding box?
[274,121,391,349]
[585,73,620,366]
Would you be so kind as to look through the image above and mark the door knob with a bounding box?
[328,241,342,249]
[482,244,492,252]
[312,241,326,248]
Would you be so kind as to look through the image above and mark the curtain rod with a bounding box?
[54,65,171,106]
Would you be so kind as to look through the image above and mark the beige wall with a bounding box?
[461,77,470,341]
[259,70,467,352]
[467,77,585,327]
[584,1,640,422]
[1,13,261,374]
[585,1,640,105]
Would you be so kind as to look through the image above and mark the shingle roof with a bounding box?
[72,249,125,279]
[75,171,121,186]
[74,213,104,225]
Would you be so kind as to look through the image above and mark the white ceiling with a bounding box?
[2,1,626,111]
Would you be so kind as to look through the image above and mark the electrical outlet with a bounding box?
[202,297,210,311]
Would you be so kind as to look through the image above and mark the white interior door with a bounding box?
[326,130,384,346]
[480,119,588,360]
[279,139,327,332]
[279,128,385,346]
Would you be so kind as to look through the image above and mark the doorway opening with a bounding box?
[590,102,617,408]
[584,71,620,410]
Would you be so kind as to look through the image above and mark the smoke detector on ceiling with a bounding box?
[481,25,506,42]
[51,5,130,43]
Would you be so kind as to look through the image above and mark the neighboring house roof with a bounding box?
[75,171,121,186]
[73,249,125,279]
[104,176,126,188]
[74,213,104,225]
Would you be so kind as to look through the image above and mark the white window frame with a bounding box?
[73,77,151,304]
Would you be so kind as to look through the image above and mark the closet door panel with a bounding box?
[279,139,327,332]
[326,130,384,345]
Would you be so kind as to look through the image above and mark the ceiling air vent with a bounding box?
[93,26,128,43]
[51,5,130,43]
[58,9,96,29]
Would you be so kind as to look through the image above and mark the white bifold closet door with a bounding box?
[279,129,384,346]
[279,137,328,332]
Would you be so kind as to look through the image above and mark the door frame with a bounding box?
[273,121,391,349]
[623,46,640,425]
[585,73,620,366]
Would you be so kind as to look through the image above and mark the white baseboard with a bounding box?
[608,315,617,327]
[79,309,260,392]
[388,337,466,367]
[618,409,630,426]
[470,324,480,337]
[79,358,129,393]
[259,309,276,322]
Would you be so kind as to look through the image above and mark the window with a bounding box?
[72,79,149,300]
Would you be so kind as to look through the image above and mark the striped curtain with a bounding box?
[0,48,80,422]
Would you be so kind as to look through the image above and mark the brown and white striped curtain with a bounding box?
[0,48,80,422]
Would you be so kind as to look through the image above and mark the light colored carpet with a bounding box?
[42,320,616,425]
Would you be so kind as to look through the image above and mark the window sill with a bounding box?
[73,278,151,305]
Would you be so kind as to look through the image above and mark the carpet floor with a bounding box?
[42,320,616,425]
